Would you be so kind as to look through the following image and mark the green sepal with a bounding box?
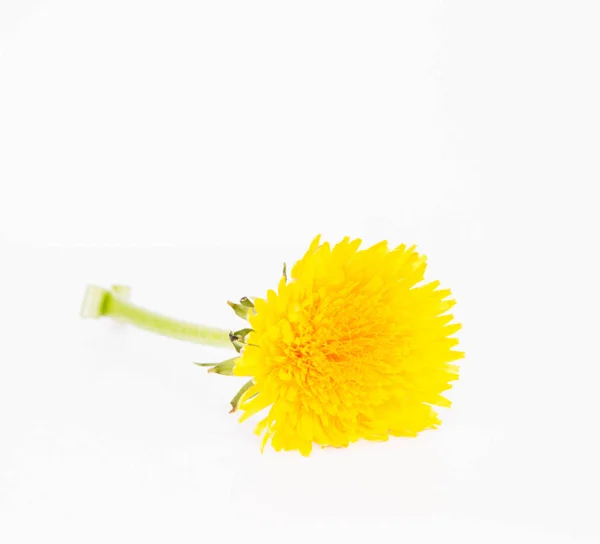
[193,357,238,376]
[209,357,237,375]
[227,297,256,320]
[229,331,244,353]
[233,328,253,341]
[227,301,248,320]
[229,379,255,413]
[229,327,254,352]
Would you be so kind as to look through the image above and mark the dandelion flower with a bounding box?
[81,236,463,456]
[233,236,463,455]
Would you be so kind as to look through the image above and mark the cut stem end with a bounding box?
[80,285,109,318]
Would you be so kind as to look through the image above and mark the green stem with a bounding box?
[81,285,232,348]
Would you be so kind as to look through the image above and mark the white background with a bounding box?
[1,1,599,542]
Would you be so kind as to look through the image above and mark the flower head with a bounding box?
[233,236,463,455]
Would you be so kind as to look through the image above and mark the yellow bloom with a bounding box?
[234,236,464,455]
